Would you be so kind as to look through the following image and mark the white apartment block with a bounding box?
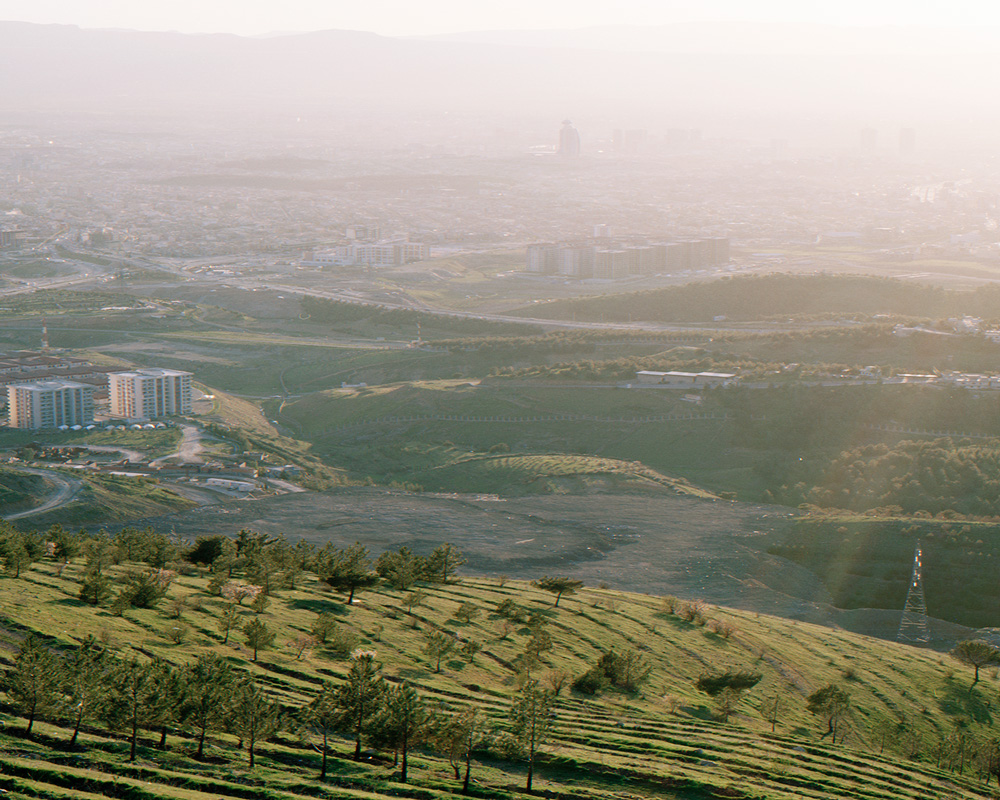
[109,369,193,419]
[302,241,430,267]
[7,380,95,429]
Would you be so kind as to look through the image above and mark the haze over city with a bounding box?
[4,3,1000,799]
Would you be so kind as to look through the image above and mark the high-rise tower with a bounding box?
[559,120,581,156]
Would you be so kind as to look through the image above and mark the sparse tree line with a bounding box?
[7,520,996,788]
[0,524,567,790]
[528,274,1000,325]
[2,635,556,791]
[767,439,1000,518]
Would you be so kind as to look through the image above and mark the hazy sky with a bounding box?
[0,0,995,37]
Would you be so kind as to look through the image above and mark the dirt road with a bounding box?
[150,424,205,465]
[3,468,84,521]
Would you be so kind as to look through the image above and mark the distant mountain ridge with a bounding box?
[414,21,1000,55]
[2,21,1000,144]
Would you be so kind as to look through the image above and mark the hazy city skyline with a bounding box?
[1,0,998,37]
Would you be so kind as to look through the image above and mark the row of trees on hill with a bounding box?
[522,274,1000,324]
[0,521,929,774]
[3,635,556,791]
[766,440,1000,517]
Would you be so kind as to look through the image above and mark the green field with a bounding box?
[0,546,997,799]
[515,273,1000,325]
[274,381,747,494]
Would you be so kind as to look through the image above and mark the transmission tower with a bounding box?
[896,544,930,645]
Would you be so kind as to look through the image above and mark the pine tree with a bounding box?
[181,654,233,759]
[79,569,114,606]
[337,651,386,761]
[228,678,282,768]
[322,543,379,604]
[243,617,275,662]
[422,631,455,673]
[303,682,343,779]
[373,683,428,782]
[147,659,183,750]
[61,636,109,746]
[510,680,556,791]
[427,543,465,584]
[532,576,583,607]
[217,602,241,645]
[107,657,154,762]
[6,634,60,735]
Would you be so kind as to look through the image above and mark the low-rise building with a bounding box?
[634,370,737,388]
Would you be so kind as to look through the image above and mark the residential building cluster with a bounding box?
[301,240,430,268]
[527,237,730,279]
[5,363,193,429]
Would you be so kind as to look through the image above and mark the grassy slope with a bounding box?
[204,389,350,490]
[0,564,994,799]
[17,472,198,529]
[0,467,48,513]
[276,382,742,495]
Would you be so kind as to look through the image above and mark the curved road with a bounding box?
[150,424,205,465]
[3,467,84,521]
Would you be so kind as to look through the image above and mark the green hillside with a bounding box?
[517,273,1000,324]
[0,531,997,799]
[0,468,49,515]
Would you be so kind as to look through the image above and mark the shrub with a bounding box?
[165,623,189,644]
[660,595,679,615]
[573,667,610,695]
[122,569,175,609]
[679,600,707,625]
[327,624,360,658]
[167,597,186,619]
[454,601,481,624]
[496,598,528,623]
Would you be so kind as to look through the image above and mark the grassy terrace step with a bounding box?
[0,558,997,798]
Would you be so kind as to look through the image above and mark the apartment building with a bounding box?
[7,380,95,429]
[109,368,193,419]
[302,241,430,267]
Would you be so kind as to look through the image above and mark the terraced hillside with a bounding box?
[0,549,997,799]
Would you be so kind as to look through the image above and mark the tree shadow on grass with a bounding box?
[679,704,715,722]
[938,681,994,724]
[289,598,348,616]
[397,667,431,680]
